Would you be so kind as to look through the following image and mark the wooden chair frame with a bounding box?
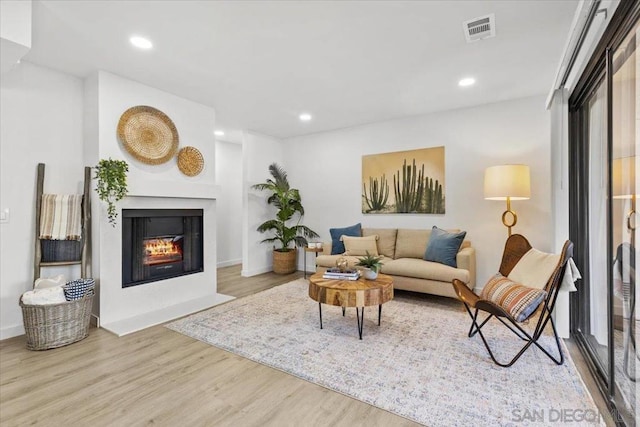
[452,234,573,367]
[34,163,92,282]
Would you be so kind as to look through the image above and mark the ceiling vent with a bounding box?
[463,13,495,42]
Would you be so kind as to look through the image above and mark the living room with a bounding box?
[1,1,638,426]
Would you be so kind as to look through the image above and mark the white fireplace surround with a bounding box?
[84,71,234,336]
[95,194,233,336]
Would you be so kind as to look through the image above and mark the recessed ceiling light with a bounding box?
[130,36,153,49]
[299,113,312,122]
[458,77,476,87]
[214,130,225,137]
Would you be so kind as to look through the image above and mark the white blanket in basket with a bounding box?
[22,287,66,305]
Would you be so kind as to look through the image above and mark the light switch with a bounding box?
[0,208,9,223]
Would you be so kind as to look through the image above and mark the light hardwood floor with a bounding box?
[0,265,613,426]
[1,266,417,427]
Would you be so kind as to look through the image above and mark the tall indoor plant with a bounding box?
[252,163,319,274]
[94,158,129,226]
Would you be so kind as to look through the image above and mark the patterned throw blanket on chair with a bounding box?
[39,194,83,240]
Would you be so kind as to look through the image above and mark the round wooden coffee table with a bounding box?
[308,272,394,339]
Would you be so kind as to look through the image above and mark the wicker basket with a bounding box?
[177,146,204,176]
[272,249,297,274]
[19,288,94,351]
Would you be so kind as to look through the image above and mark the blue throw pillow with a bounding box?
[329,223,362,255]
[423,226,466,268]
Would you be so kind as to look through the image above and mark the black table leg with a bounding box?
[318,302,323,329]
[356,307,364,340]
[304,251,308,279]
[342,307,346,316]
[378,304,382,326]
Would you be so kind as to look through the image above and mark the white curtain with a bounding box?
[588,83,609,345]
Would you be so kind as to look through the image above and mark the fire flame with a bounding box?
[145,239,181,257]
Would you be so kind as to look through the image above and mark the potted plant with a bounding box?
[252,163,319,274]
[355,251,383,280]
[94,158,129,226]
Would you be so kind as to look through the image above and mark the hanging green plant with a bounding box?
[94,158,129,226]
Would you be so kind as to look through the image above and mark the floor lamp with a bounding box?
[484,164,531,237]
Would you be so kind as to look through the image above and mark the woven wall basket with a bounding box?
[177,146,204,177]
[117,106,179,165]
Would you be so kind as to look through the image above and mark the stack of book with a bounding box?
[322,268,361,281]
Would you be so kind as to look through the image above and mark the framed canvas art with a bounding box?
[362,146,445,214]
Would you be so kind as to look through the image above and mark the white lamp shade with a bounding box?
[612,156,637,199]
[484,164,531,200]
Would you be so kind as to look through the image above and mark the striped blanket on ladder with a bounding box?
[39,194,83,240]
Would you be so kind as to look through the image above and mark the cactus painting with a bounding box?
[362,147,445,214]
[362,174,389,212]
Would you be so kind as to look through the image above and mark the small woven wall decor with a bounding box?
[177,146,204,177]
[117,106,179,165]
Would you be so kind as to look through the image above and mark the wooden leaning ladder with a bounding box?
[33,163,92,282]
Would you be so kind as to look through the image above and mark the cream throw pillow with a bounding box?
[363,228,397,258]
[508,248,561,290]
[342,235,379,256]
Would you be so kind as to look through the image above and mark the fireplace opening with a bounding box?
[122,209,203,287]
[144,236,183,266]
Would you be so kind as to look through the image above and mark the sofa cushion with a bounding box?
[394,229,431,259]
[382,258,469,283]
[363,228,397,258]
[329,223,361,255]
[423,226,466,268]
[508,248,560,290]
[343,235,379,256]
[480,274,547,322]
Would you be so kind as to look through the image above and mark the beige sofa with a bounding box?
[315,228,476,299]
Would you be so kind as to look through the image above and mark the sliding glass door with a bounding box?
[581,76,610,378]
[611,19,638,423]
[569,3,638,426]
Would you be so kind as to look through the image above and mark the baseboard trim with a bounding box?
[101,293,235,337]
[217,259,242,268]
[1,324,25,340]
[241,266,272,277]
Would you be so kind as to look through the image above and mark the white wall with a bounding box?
[215,140,242,267]
[550,88,570,253]
[0,0,32,73]
[549,88,572,338]
[94,71,217,195]
[0,62,84,339]
[284,95,553,288]
[0,0,31,47]
[242,131,284,276]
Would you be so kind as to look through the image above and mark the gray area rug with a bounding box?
[167,279,602,426]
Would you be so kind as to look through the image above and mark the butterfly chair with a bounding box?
[452,234,573,367]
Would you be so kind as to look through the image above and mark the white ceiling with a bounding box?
[23,0,579,141]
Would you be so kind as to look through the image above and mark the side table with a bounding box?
[304,247,323,279]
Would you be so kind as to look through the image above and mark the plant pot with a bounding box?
[362,268,378,280]
[272,249,297,274]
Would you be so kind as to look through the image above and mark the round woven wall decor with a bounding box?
[177,146,204,177]
[117,106,179,165]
